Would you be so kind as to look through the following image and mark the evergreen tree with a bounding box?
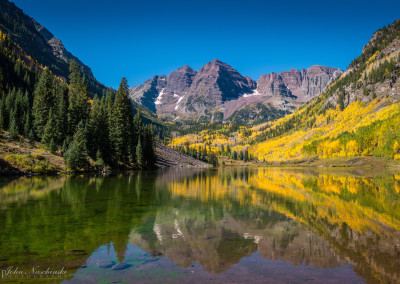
[32,68,55,138]
[68,60,89,134]
[110,78,134,163]
[55,84,68,144]
[95,149,105,168]
[133,108,143,136]
[41,109,57,148]
[64,121,88,170]
[49,138,57,154]
[0,100,4,132]
[232,151,237,160]
[0,98,6,129]
[23,110,32,137]
[8,110,19,140]
[208,153,218,167]
[136,136,144,167]
[87,95,111,163]
[338,88,345,111]
[143,125,157,168]
[244,149,249,162]
[61,139,68,157]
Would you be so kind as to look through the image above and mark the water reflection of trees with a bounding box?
[0,168,399,282]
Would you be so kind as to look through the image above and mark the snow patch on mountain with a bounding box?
[175,95,185,110]
[155,88,165,105]
[243,89,261,97]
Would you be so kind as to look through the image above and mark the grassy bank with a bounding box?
[219,155,400,169]
[0,134,66,175]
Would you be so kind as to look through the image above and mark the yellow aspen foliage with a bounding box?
[346,140,359,157]
[394,141,400,155]
[317,140,342,158]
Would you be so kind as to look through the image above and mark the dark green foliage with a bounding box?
[0,29,161,171]
[338,88,345,111]
[95,150,105,168]
[64,121,88,170]
[228,103,290,126]
[143,125,157,168]
[32,68,55,138]
[61,140,68,157]
[207,153,218,166]
[232,151,238,160]
[41,109,57,148]
[68,60,89,134]
[49,138,57,154]
[136,136,144,167]
[302,139,323,156]
[54,84,68,144]
[110,77,135,163]
[8,112,18,140]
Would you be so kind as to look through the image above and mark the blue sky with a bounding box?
[12,0,400,88]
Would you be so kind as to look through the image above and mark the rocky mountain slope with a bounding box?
[155,142,209,168]
[0,0,106,95]
[130,59,342,124]
[170,18,400,165]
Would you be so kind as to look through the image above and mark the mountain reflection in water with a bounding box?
[0,167,399,283]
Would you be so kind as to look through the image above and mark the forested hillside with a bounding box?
[0,30,158,172]
[0,0,106,95]
[169,19,400,165]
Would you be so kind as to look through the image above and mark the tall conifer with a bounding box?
[32,68,55,138]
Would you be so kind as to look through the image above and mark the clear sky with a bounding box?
[12,0,400,88]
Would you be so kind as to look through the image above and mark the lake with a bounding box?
[0,167,399,283]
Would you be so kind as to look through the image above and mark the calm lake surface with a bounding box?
[0,167,399,283]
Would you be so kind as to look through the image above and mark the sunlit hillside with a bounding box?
[169,19,400,164]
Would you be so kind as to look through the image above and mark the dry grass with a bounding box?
[0,131,65,173]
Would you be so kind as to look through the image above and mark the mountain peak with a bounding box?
[209,58,230,66]
[176,65,196,73]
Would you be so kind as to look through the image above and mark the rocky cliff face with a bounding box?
[0,0,106,95]
[130,59,342,123]
[179,59,256,121]
[32,19,94,78]
[256,66,342,102]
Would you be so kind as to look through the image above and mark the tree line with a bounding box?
[0,58,157,170]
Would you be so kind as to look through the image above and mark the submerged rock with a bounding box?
[96,260,115,268]
[111,263,132,270]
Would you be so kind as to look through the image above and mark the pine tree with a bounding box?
[232,151,237,160]
[133,108,143,136]
[110,78,134,163]
[143,125,157,168]
[61,139,68,157]
[87,95,110,161]
[136,136,144,167]
[338,88,345,111]
[96,149,105,168]
[32,68,55,138]
[244,149,249,162]
[55,84,68,144]
[64,121,88,170]
[0,100,4,132]
[41,109,57,148]
[8,111,19,140]
[68,60,89,134]
[49,138,57,154]
[23,110,32,137]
